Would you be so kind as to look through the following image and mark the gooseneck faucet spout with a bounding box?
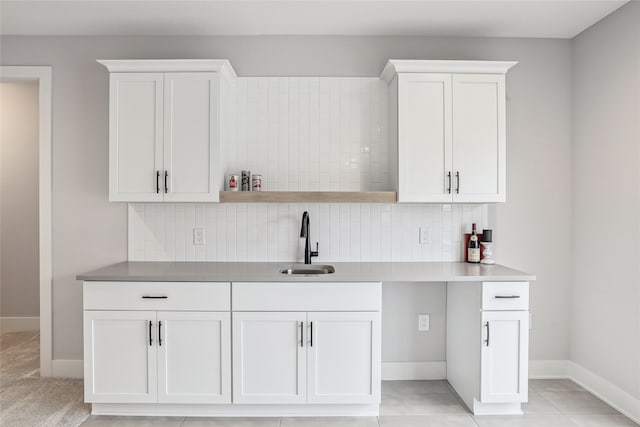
[300,211,319,264]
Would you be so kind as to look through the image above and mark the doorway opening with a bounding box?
[0,66,52,376]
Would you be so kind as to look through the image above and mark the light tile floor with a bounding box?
[79,379,639,427]
[1,332,637,427]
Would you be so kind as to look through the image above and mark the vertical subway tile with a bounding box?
[164,203,176,261]
[370,204,381,262]
[349,204,361,261]
[185,203,196,261]
[174,203,186,262]
[288,78,300,191]
[236,203,248,260]
[247,203,258,261]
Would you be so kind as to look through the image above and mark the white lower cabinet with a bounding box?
[84,310,231,404]
[233,311,381,405]
[232,312,307,404]
[447,281,530,415]
[83,281,232,406]
[157,311,231,404]
[480,311,529,403]
[231,281,382,407]
[307,312,381,404]
[84,310,157,403]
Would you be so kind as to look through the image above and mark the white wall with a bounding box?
[572,1,640,401]
[0,81,40,318]
[0,36,572,364]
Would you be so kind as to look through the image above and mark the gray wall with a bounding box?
[0,81,40,318]
[0,36,572,362]
[572,2,640,400]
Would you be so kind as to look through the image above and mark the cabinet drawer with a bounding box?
[232,282,382,311]
[83,281,230,311]
[482,282,529,311]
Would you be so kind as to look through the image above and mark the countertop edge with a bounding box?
[76,262,536,283]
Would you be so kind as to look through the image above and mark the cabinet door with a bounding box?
[83,311,157,403]
[397,73,453,203]
[157,311,231,404]
[307,312,381,404]
[233,312,307,404]
[452,74,506,203]
[109,73,164,202]
[163,73,219,202]
[480,311,529,403]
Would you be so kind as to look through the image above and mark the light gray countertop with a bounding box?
[77,262,535,283]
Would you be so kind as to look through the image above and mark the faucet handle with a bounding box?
[311,242,319,258]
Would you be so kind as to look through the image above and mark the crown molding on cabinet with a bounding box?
[380,60,518,84]
[97,59,237,81]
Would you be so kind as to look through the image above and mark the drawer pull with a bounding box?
[142,296,168,299]
[158,321,163,346]
[494,295,521,299]
[149,321,153,346]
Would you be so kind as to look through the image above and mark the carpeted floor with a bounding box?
[0,331,90,427]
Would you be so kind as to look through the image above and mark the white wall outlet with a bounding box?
[193,228,205,246]
[419,226,431,244]
[418,314,430,331]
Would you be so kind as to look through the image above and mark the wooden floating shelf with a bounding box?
[219,191,397,203]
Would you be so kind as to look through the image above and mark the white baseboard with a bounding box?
[51,359,83,379]
[382,361,446,380]
[0,317,40,332]
[529,359,570,378]
[568,361,640,425]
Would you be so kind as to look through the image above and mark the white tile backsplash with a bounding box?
[128,76,489,263]
[128,203,488,262]
[225,77,389,192]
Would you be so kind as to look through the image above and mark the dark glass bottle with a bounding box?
[467,223,480,263]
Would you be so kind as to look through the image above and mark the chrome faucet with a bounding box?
[300,211,319,264]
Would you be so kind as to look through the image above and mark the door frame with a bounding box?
[0,66,53,376]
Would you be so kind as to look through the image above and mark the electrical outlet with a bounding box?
[193,228,205,246]
[419,226,431,244]
[418,314,430,331]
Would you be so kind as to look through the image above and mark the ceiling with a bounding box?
[0,0,629,38]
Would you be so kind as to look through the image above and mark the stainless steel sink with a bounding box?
[280,265,335,275]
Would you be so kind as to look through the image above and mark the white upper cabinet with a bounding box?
[99,60,236,203]
[383,60,516,203]
[108,73,164,202]
[452,74,506,203]
[396,73,452,203]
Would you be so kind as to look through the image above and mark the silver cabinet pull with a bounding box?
[158,321,163,346]
[156,171,160,194]
[447,171,452,194]
[484,322,490,346]
[310,322,314,347]
[455,171,460,194]
[142,295,168,299]
[300,321,304,347]
[494,295,521,299]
